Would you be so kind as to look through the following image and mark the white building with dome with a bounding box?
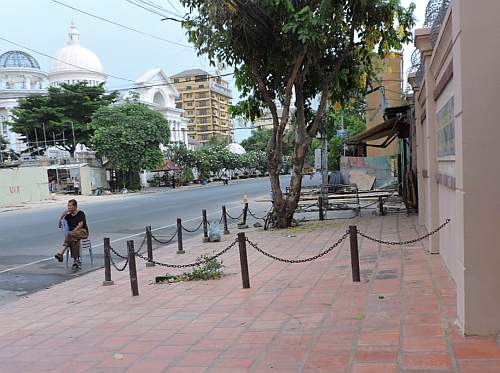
[117,68,189,146]
[48,23,106,87]
[0,50,48,154]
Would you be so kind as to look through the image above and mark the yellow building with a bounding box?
[365,53,404,157]
[172,69,232,144]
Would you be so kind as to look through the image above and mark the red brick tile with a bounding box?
[351,362,397,373]
[304,352,350,372]
[355,346,399,362]
[125,359,170,373]
[404,323,445,338]
[358,332,400,346]
[403,352,452,370]
[457,359,500,372]
[454,342,500,359]
[213,358,255,369]
[403,337,448,352]
[176,350,220,366]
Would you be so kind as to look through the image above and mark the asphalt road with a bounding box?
[0,175,320,305]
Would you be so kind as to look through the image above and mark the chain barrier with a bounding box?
[135,239,238,268]
[248,209,268,221]
[357,219,451,246]
[226,210,243,220]
[134,236,147,255]
[109,245,129,271]
[181,221,203,233]
[109,245,128,260]
[151,229,178,245]
[245,230,350,264]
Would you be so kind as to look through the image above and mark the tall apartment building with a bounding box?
[172,69,232,144]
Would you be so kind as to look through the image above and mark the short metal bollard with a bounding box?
[222,205,230,235]
[103,237,114,286]
[349,226,361,282]
[127,240,139,296]
[378,196,386,216]
[318,196,324,221]
[238,203,249,229]
[177,218,185,254]
[202,209,209,242]
[146,226,154,267]
[237,232,250,289]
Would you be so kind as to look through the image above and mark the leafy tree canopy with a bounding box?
[9,82,117,156]
[181,0,415,227]
[91,102,170,173]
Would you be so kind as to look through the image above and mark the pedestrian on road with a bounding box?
[54,199,89,270]
[73,177,80,195]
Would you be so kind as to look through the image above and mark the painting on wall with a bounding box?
[437,97,455,157]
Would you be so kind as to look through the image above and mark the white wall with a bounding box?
[0,167,49,206]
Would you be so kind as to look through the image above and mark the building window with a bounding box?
[174,78,179,83]
[186,86,192,90]
[198,84,204,89]
[195,75,207,82]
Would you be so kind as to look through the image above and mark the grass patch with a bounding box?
[155,255,224,283]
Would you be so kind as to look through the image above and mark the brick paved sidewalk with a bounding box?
[0,213,499,372]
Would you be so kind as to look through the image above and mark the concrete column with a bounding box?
[415,29,440,254]
[457,0,500,335]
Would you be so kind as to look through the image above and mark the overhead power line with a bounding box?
[50,0,191,48]
[0,35,135,83]
[126,0,184,20]
[0,36,233,98]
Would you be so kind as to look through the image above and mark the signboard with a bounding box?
[437,97,455,157]
[336,130,347,138]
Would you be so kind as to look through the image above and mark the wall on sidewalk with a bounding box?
[411,0,500,335]
[79,166,108,195]
[0,167,49,206]
[340,156,397,190]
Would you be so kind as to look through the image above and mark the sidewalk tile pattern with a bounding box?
[0,213,499,372]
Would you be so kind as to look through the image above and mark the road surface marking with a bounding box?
[0,202,250,275]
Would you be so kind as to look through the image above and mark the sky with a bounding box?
[0,0,426,142]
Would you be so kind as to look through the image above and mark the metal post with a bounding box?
[237,232,250,289]
[103,238,114,286]
[177,218,185,254]
[202,209,209,242]
[127,240,139,296]
[378,196,385,216]
[349,226,361,282]
[146,226,154,267]
[319,196,324,221]
[222,205,230,235]
[243,203,248,225]
[172,174,175,189]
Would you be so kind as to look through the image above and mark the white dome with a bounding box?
[227,143,246,155]
[48,23,106,86]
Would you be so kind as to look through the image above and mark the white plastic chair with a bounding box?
[65,238,94,268]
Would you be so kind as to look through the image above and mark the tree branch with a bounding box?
[307,7,358,137]
[280,52,306,131]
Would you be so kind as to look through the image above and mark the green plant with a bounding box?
[155,255,224,283]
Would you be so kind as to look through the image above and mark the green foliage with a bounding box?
[240,128,271,153]
[155,255,224,283]
[91,102,170,173]
[10,83,117,156]
[0,136,19,162]
[181,0,415,226]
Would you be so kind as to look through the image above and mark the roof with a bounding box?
[154,159,181,172]
[346,119,398,146]
[171,69,210,78]
[0,50,40,69]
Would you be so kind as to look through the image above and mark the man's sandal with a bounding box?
[54,253,63,262]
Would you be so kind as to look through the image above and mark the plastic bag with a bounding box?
[208,221,221,242]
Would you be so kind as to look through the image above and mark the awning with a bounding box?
[154,160,181,172]
[346,118,398,147]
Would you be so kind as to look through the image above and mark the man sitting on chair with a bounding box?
[54,199,89,270]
